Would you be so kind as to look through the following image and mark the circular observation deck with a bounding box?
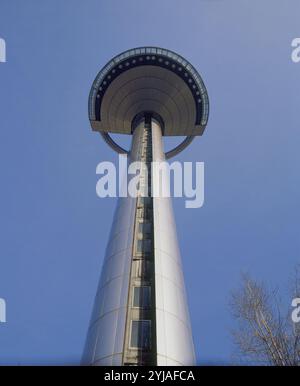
[89,47,209,157]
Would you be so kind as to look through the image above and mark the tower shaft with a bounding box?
[82,117,195,366]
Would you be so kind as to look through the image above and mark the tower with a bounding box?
[82,47,209,366]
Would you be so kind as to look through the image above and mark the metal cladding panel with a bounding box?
[81,194,137,365]
[152,120,196,366]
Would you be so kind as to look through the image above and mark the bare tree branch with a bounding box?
[230,272,300,366]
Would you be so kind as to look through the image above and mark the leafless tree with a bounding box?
[230,269,300,366]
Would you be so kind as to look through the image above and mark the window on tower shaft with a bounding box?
[136,239,151,254]
[130,320,151,350]
[133,286,151,308]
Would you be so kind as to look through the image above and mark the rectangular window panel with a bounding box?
[137,221,151,235]
[133,286,151,308]
[137,197,151,208]
[133,260,150,277]
[136,239,143,254]
[137,222,143,235]
[130,320,151,349]
[144,239,152,253]
[143,222,151,234]
[135,239,152,254]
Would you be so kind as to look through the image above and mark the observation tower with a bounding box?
[82,47,209,366]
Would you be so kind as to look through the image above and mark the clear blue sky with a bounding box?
[0,0,299,365]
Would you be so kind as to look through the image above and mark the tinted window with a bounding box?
[133,286,151,308]
[130,320,151,349]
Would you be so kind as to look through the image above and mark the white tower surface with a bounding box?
[82,47,209,366]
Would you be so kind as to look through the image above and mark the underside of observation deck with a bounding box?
[89,47,209,137]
